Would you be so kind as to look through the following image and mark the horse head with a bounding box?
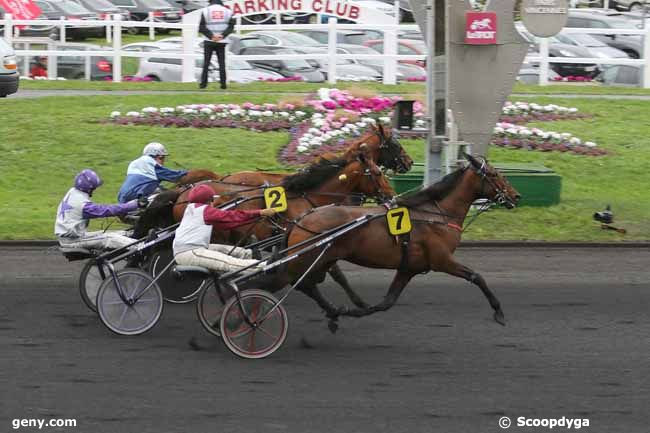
[341,147,396,202]
[463,153,520,209]
[348,124,413,174]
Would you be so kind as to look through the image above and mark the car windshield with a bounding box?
[560,33,607,47]
[240,38,264,48]
[56,0,91,14]
[88,0,119,10]
[277,49,312,69]
[343,46,382,65]
[273,32,321,46]
[35,1,55,12]
[142,0,172,8]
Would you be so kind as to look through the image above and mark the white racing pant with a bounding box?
[174,244,262,273]
[58,230,135,251]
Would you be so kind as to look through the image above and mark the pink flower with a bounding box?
[322,100,337,110]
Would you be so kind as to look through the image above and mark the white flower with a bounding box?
[279,112,290,118]
[312,113,323,119]
[561,132,572,140]
[356,122,367,128]
[209,115,216,120]
[540,132,550,139]
[493,126,505,134]
[263,110,273,117]
[248,110,261,116]
[200,108,213,114]
[569,107,578,113]
[415,119,425,127]
[230,109,242,116]
[295,111,306,117]
[126,111,140,117]
[519,130,532,137]
[110,111,121,118]
[318,88,332,101]
[341,127,351,133]
[569,137,582,145]
[584,141,597,147]
[551,133,562,140]
[506,128,519,135]
[308,128,322,135]
[160,107,175,113]
[297,145,309,153]
[142,107,158,113]
[288,116,296,121]
[379,116,391,124]
[361,117,376,124]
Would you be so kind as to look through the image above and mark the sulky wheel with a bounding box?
[79,259,126,313]
[148,249,206,304]
[196,280,235,337]
[96,269,163,336]
[220,289,288,359]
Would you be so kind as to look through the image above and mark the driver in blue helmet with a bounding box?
[55,169,146,250]
[117,142,189,203]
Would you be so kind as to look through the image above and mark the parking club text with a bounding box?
[226,0,361,21]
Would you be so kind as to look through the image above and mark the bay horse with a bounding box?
[284,154,521,329]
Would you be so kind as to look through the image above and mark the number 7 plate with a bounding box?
[386,207,412,235]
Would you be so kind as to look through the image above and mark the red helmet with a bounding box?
[188,184,214,204]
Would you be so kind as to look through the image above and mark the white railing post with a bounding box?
[149,12,155,40]
[643,27,650,88]
[4,13,13,45]
[59,16,66,42]
[539,37,549,86]
[604,0,610,9]
[383,25,397,85]
[327,17,337,84]
[112,14,122,82]
[47,40,57,79]
[105,15,112,43]
[23,42,30,77]
[236,15,241,34]
[181,21,195,82]
[84,48,91,80]
[275,13,281,27]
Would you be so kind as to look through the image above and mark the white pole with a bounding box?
[327,17,337,84]
[236,15,241,34]
[23,42,30,77]
[642,26,650,88]
[4,13,13,45]
[149,12,155,40]
[113,14,123,82]
[48,40,57,80]
[59,16,66,42]
[85,47,91,80]
[383,26,397,84]
[105,15,112,43]
[181,21,195,82]
[539,37,549,85]
[604,0,610,10]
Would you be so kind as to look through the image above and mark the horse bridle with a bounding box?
[376,129,409,173]
[470,157,516,208]
[358,154,392,202]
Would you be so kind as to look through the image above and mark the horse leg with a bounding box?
[339,271,414,319]
[443,259,505,326]
[327,264,371,309]
[297,282,348,334]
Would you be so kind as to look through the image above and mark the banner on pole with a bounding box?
[0,0,42,29]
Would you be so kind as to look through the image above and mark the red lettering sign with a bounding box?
[312,0,322,12]
[0,0,42,29]
[348,4,359,20]
[465,11,497,45]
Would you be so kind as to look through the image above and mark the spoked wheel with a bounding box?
[79,259,126,312]
[196,280,235,337]
[220,289,288,359]
[148,249,206,303]
[96,269,163,336]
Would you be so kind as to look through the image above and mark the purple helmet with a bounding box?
[74,169,103,193]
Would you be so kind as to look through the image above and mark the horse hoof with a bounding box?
[493,310,506,326]
[327,320,339,334]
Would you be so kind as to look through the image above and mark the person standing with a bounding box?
[198,0,235,90]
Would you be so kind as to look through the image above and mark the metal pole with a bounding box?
[539,37,550,85]
[424,0,445,185]
[149,12,155,40]
[112,14,122,82]
[327,17,337,84]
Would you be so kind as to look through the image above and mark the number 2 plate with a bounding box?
[386,207,411,235]
[264,186,288,212]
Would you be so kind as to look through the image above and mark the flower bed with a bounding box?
[108,89,605,164]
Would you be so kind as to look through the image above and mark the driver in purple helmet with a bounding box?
[55,169,146,250]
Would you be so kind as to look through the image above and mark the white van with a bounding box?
[0,37,19,97]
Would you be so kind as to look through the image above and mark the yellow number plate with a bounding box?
[386,207,412,235]
[264,186,288,212]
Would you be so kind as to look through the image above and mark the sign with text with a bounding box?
[0,0,42,28]
[465,11,497,45]
[521,0,568,37]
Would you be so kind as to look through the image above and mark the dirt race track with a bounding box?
[0,246,648,433]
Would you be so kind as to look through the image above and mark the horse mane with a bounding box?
[396,168,466,207]
[282,157,349,192]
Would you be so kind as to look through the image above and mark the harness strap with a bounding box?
[398,232,410,272]
[447,222,463,232]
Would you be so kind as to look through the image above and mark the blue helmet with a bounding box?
[74,169,103,193]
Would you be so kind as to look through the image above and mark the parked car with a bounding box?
[364,38,426,67]
[553,31,630,59]
[135,49,284,82]
[238,46,325,82]
[566,10,642,58]
[225,34,265,54]
[608,0,650,12]
[517,24,601,77]
[17,43,113,80]
[288,46,381,81]
[294,29,378,45]
[35,0,104,39]
[110,0,184,34]
[165,0,207,13]
[597,64,641,85]
[0,37,19,97]
[336,44,426,80]
[245,30,323,48]
[516,65,562,84]
[70,0,130,21]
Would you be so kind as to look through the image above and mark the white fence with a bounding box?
[1,13,650,87]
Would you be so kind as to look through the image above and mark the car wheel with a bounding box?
[147,75,161,81]
[0,94,7,98]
